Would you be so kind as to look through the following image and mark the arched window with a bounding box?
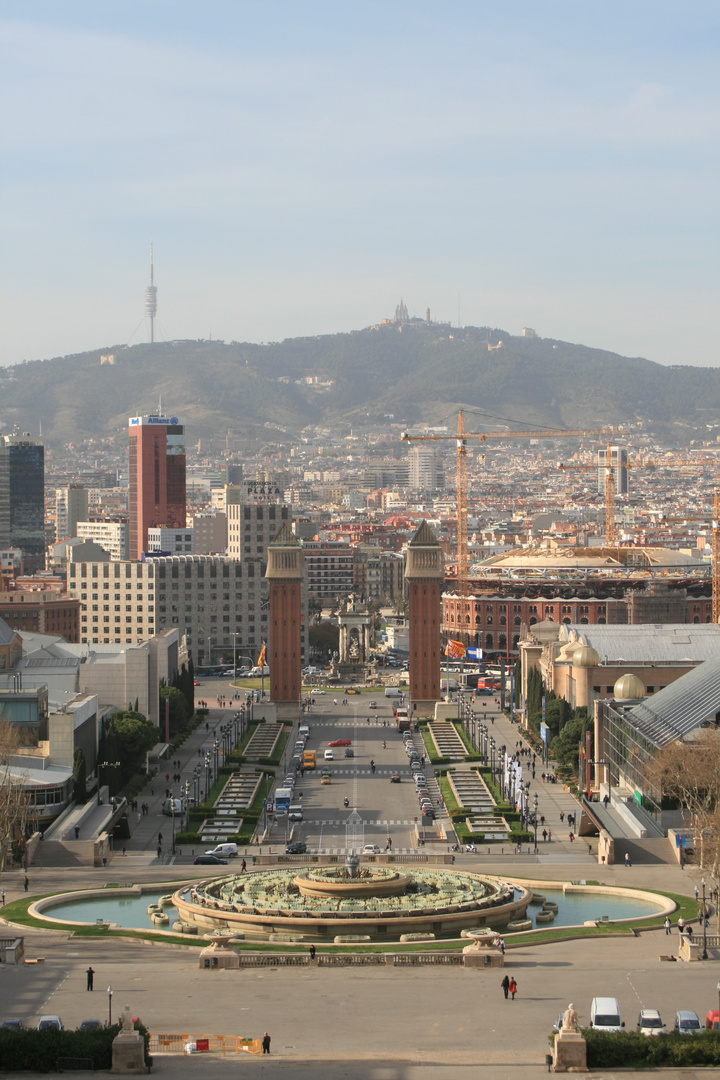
[475,615,481,625]
[485,633,493,649]
[499,634,506,649]
[580,617,588,625]
[529,616,537,626]
[598,617,606,624]
[514,616,522,627]
[693,615,700,624]
[512,635,520,648]
[499,615,506,626]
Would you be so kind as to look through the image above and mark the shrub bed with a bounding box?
[582,1029,720,1069]
[0,1022,150,1073]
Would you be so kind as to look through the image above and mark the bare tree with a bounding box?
[0,721,34,873]
[645,728,720,877]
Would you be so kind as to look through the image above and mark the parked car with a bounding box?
[390,775,401,783]
[369,701,378,709]
[310,689,326,695]
[675,1010,701,1035]
[286,841,307,854]
[2,1019,24,1031]
[344,748,354,757]
[362,844,381,855]
[38,1016,63,1031]
[193,854,228,865]
[324,749,334,760]
[79,1019,102,1031]
[637,1009,665,1036]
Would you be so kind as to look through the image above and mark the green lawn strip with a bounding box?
[420,726,443,764]
[452,722,483,761]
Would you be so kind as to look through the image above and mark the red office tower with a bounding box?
[405,520,444,711]
[128,416,186,561]
[265,524,305,707]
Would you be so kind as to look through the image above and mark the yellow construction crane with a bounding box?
[401,414,608,598]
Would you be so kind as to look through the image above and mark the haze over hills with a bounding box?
[2,322,719,447]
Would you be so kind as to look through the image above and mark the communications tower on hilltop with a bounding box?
[145,244,158,343]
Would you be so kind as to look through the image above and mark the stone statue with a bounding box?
[121,1006,134,1034]
[561,1003,579,1032]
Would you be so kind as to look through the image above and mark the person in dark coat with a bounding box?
[262,1032,271,1054]
[501,974,510,999]
[86,966,95,991]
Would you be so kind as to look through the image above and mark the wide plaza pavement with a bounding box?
[0,678,715,1078]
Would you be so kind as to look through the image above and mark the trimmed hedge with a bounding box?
[0,1022,150,1073]
[582,1029,720,1069]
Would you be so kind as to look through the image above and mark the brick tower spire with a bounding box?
[405,520,444,713]
[265,523,305,707]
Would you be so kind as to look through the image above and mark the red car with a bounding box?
[328,739,352,747]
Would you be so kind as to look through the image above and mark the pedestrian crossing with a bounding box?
[309,767,418,776]
[303,818,422,826]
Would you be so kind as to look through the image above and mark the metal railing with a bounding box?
[148,1034,261,1055]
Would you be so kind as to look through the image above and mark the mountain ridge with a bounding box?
[1,323,717,447]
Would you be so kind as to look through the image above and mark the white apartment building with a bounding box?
[76,520,129,560]
[147,526,194,555]
[67,559,156,645]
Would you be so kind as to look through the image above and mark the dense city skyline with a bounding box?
[1,1,718,369]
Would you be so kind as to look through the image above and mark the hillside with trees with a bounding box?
[2,322,719,446]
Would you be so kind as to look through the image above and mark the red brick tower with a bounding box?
[265,524,305,709]
[128,415,186,560]
[405,520,444,713]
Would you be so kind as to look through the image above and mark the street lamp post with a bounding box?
[702,878,708,959]
[107,985,113,1026]
[204,751,211,799]
[184,779,190,830]
[213,737,219,779]
[170,794,176,856]
[533,792,539,854]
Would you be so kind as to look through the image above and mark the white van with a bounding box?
[590,997,623,1032]
[298,725,310,738]
[204,843,238,858]
[384,688,402,698]
[288,805,303,822]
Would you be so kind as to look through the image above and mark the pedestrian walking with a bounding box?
[509,976,517,1000]
[624,852,631,868]
[501,974,510,999]
[547,829,552,842]
[542,829,547,842]
[262,1032,271,1054]
[664,916,671,935]
[678,916,685,935]
[86,966,95,991]
[157,844,162,859]
[23,875,29,892]
[695,884,699,902]
[1,888,5,905]
[241,859,247,872]
[309,944,316,960]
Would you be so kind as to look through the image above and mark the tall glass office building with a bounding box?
[0,427,45,572]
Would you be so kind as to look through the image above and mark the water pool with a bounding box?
[526,887,666,927]
[39,882,667,932]
[44,889,186,930]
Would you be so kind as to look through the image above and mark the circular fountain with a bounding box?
[172,852,531,942]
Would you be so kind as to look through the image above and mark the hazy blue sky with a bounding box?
[1,1,718,367]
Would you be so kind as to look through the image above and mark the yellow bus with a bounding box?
[303,749,316,769]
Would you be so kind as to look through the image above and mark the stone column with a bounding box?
[266,525,305,712]
[405,520,445,714]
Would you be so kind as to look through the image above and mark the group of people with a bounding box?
[501,975,518,1000]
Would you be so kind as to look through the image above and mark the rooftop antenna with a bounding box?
[145,243,158,343]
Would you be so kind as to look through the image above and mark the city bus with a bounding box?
[395,705,410,733]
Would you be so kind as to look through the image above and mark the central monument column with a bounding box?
[265,524,305,717]
[405,520,444,715]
